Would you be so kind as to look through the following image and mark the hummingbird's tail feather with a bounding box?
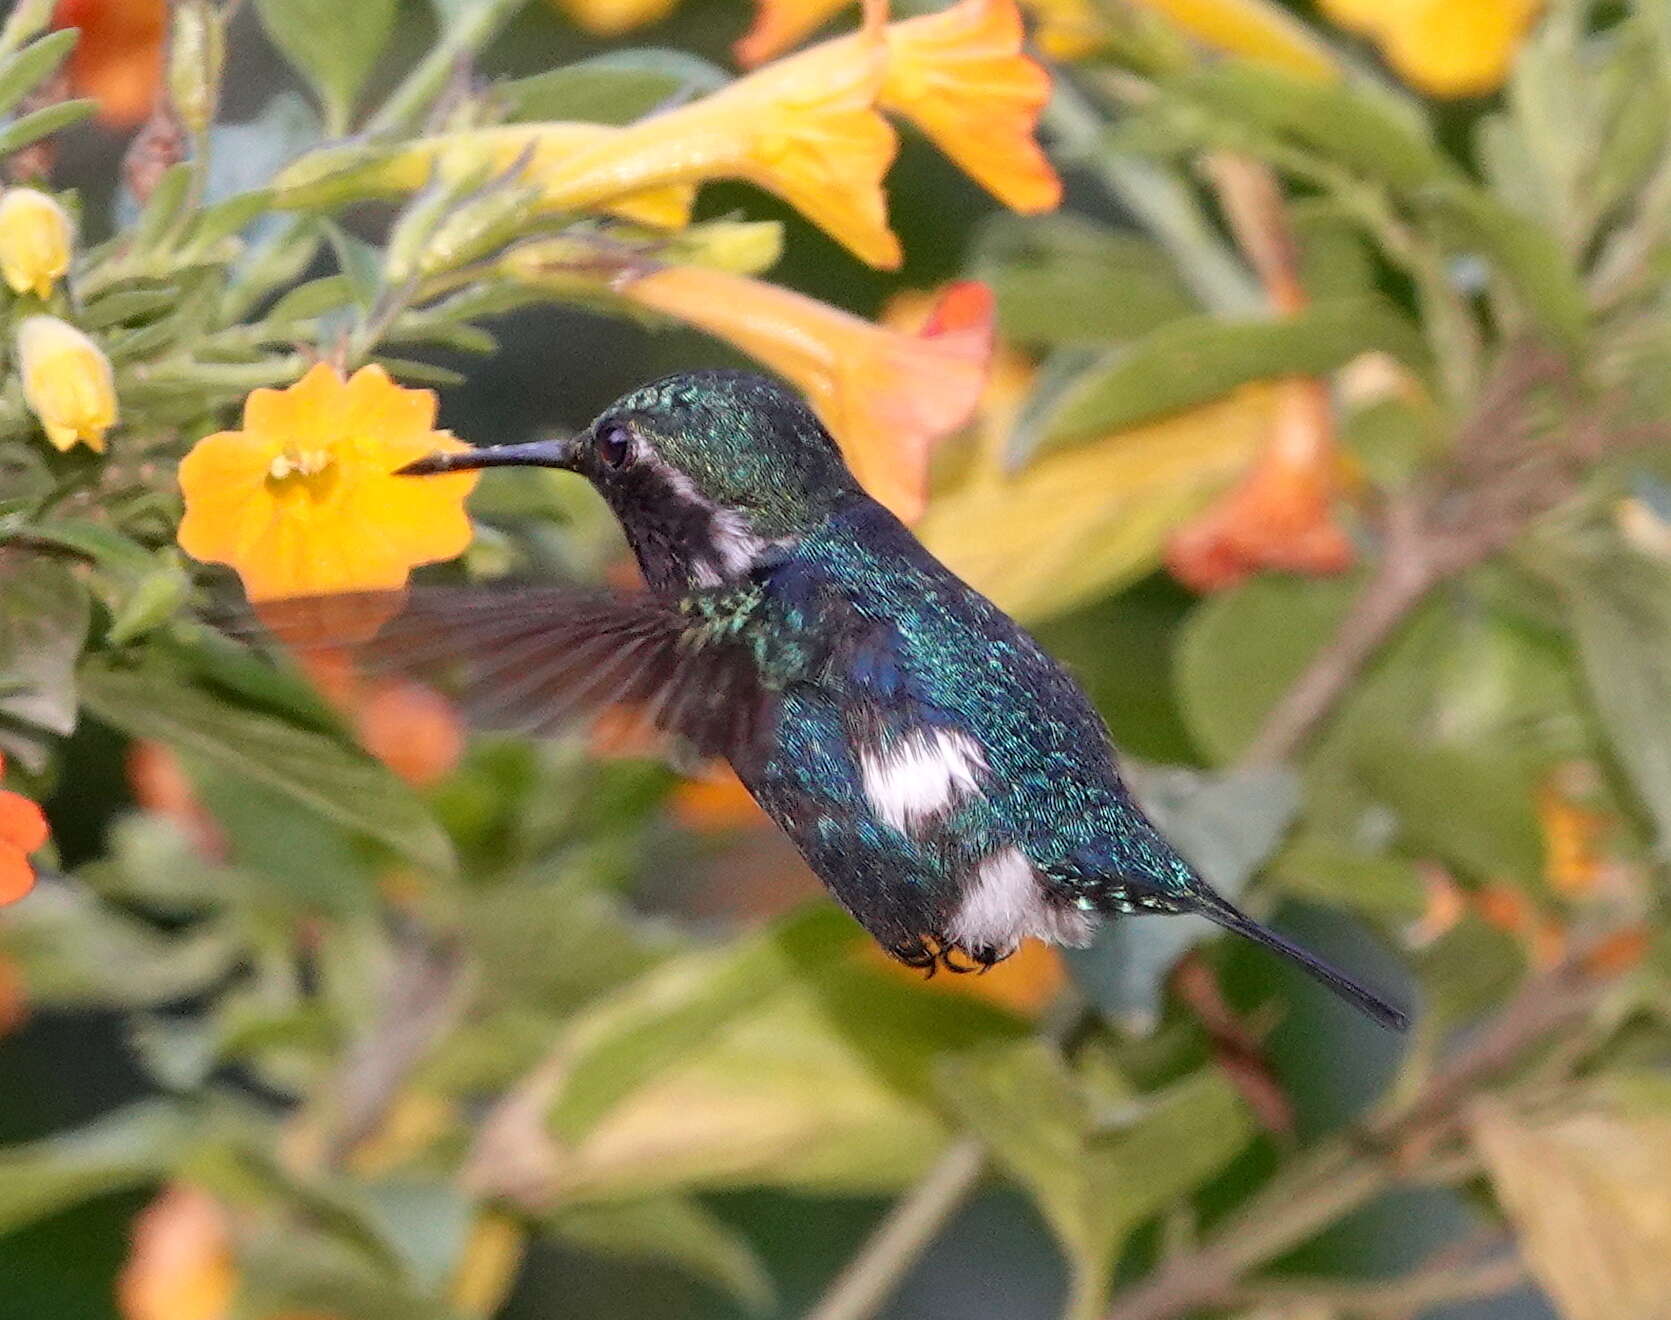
[1190,893,1411,1032]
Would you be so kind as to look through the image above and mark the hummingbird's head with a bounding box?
[402,370,860,592]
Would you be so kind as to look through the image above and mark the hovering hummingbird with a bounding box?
[378,370,1407,1030]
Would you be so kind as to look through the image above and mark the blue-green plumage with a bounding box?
[398,370,1408,1030]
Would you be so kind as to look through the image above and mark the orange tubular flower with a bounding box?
[736,0,854,66]
[505,30,900,267]
[54,0,167,127]
[1164,377,1354,591]
[176,363,479,603]
[880,0,1061,213]
[622,267,993,521]
[117,1185,235,1320]
[0,752,50,906]
[353,679,464,788]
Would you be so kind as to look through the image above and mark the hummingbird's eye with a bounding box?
[594,422,634,471]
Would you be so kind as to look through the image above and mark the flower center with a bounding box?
[265,443,342,504]
[268,446,333,480]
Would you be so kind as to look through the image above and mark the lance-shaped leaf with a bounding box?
[0,1101,198,1237]
[938,1043,1252,1319]
[78,656,456,877]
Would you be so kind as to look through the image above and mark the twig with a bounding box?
[801,1138,989,1320]
[1100,947,1611,1320]
[304,932,470,1169]
[1233,1250,1525,1317]
[1238,343,1580,767]
[792,331,1617,1320]
[363,0,526,138]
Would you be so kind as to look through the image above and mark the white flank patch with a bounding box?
[947,847,1096,954]
[859,727,987,833]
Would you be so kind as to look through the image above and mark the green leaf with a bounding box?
[236,1217,453,1320]
[1065,763,1300,1032]
[972,213,1197,347]
[0,28,76,116]
[0,559,90,739]
[188,187,277,250]
[541,908,1026,1200]
[324,221,382,312]
[550,1197,775,1313]
[265,273,356,324]
[467,879,665,1014]
[1268,833,1426,918]
[1175,574,1358,765]
[499,49,729,125]
[1040,299,1427,447]
[130,163,194,250]
[1176,62,1453,194]
[1417,184,1587,349]
[920,387,1268,624]
[548,906,861,1141]
[79,286,186,330]
[0,95,93,154]
[0,878,239,1006]
[107,556,192,645]
[938,1045,1252,1318]
[1,518,154,578]
[355,1178,475,1292]
[1542,542,1671,851]
[254,0,396,130]
[1352,740,1544,884]
[78,655,456,876]
[371,356,467,387]
[0,1102,197,1237]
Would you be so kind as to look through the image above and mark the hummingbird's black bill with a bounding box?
[398,437,576,476]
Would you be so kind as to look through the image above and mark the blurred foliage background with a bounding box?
[1,0,1669,1319]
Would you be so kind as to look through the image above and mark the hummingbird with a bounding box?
[375,369,1408,1030]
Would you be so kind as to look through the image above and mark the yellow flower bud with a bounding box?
[17,316,118,454]
[0,188,73,299]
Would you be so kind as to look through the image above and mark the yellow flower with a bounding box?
[735,0,853,66]
[1129,0,1340,81]
[736,0,1059,214]
[546,0,679,34]
[879,0,1060,213]
[1318,0,1542,97]
[176,363,478,602]
[0,188,73,299]
[17,315,117,453]
[277,25,899,263]
[621,266,993,521]
[1022,0,1104,60]
[484,30,899,267]
[311,123,698,230]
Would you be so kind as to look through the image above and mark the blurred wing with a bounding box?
[248,587,776,770]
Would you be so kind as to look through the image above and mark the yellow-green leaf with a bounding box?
[921,387,1272,624]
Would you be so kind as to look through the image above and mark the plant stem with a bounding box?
[363,0,528,138]
[801,1137,989,1320]
[1102,951,1608,1320]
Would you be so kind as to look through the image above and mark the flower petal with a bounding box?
[0,846,35,906]
[621,267,992,521]
[1165,378,1354,591]
[882,0,1061,213]
[176,366,479,604]
[735,0,854,66]
[0,789,49,854]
